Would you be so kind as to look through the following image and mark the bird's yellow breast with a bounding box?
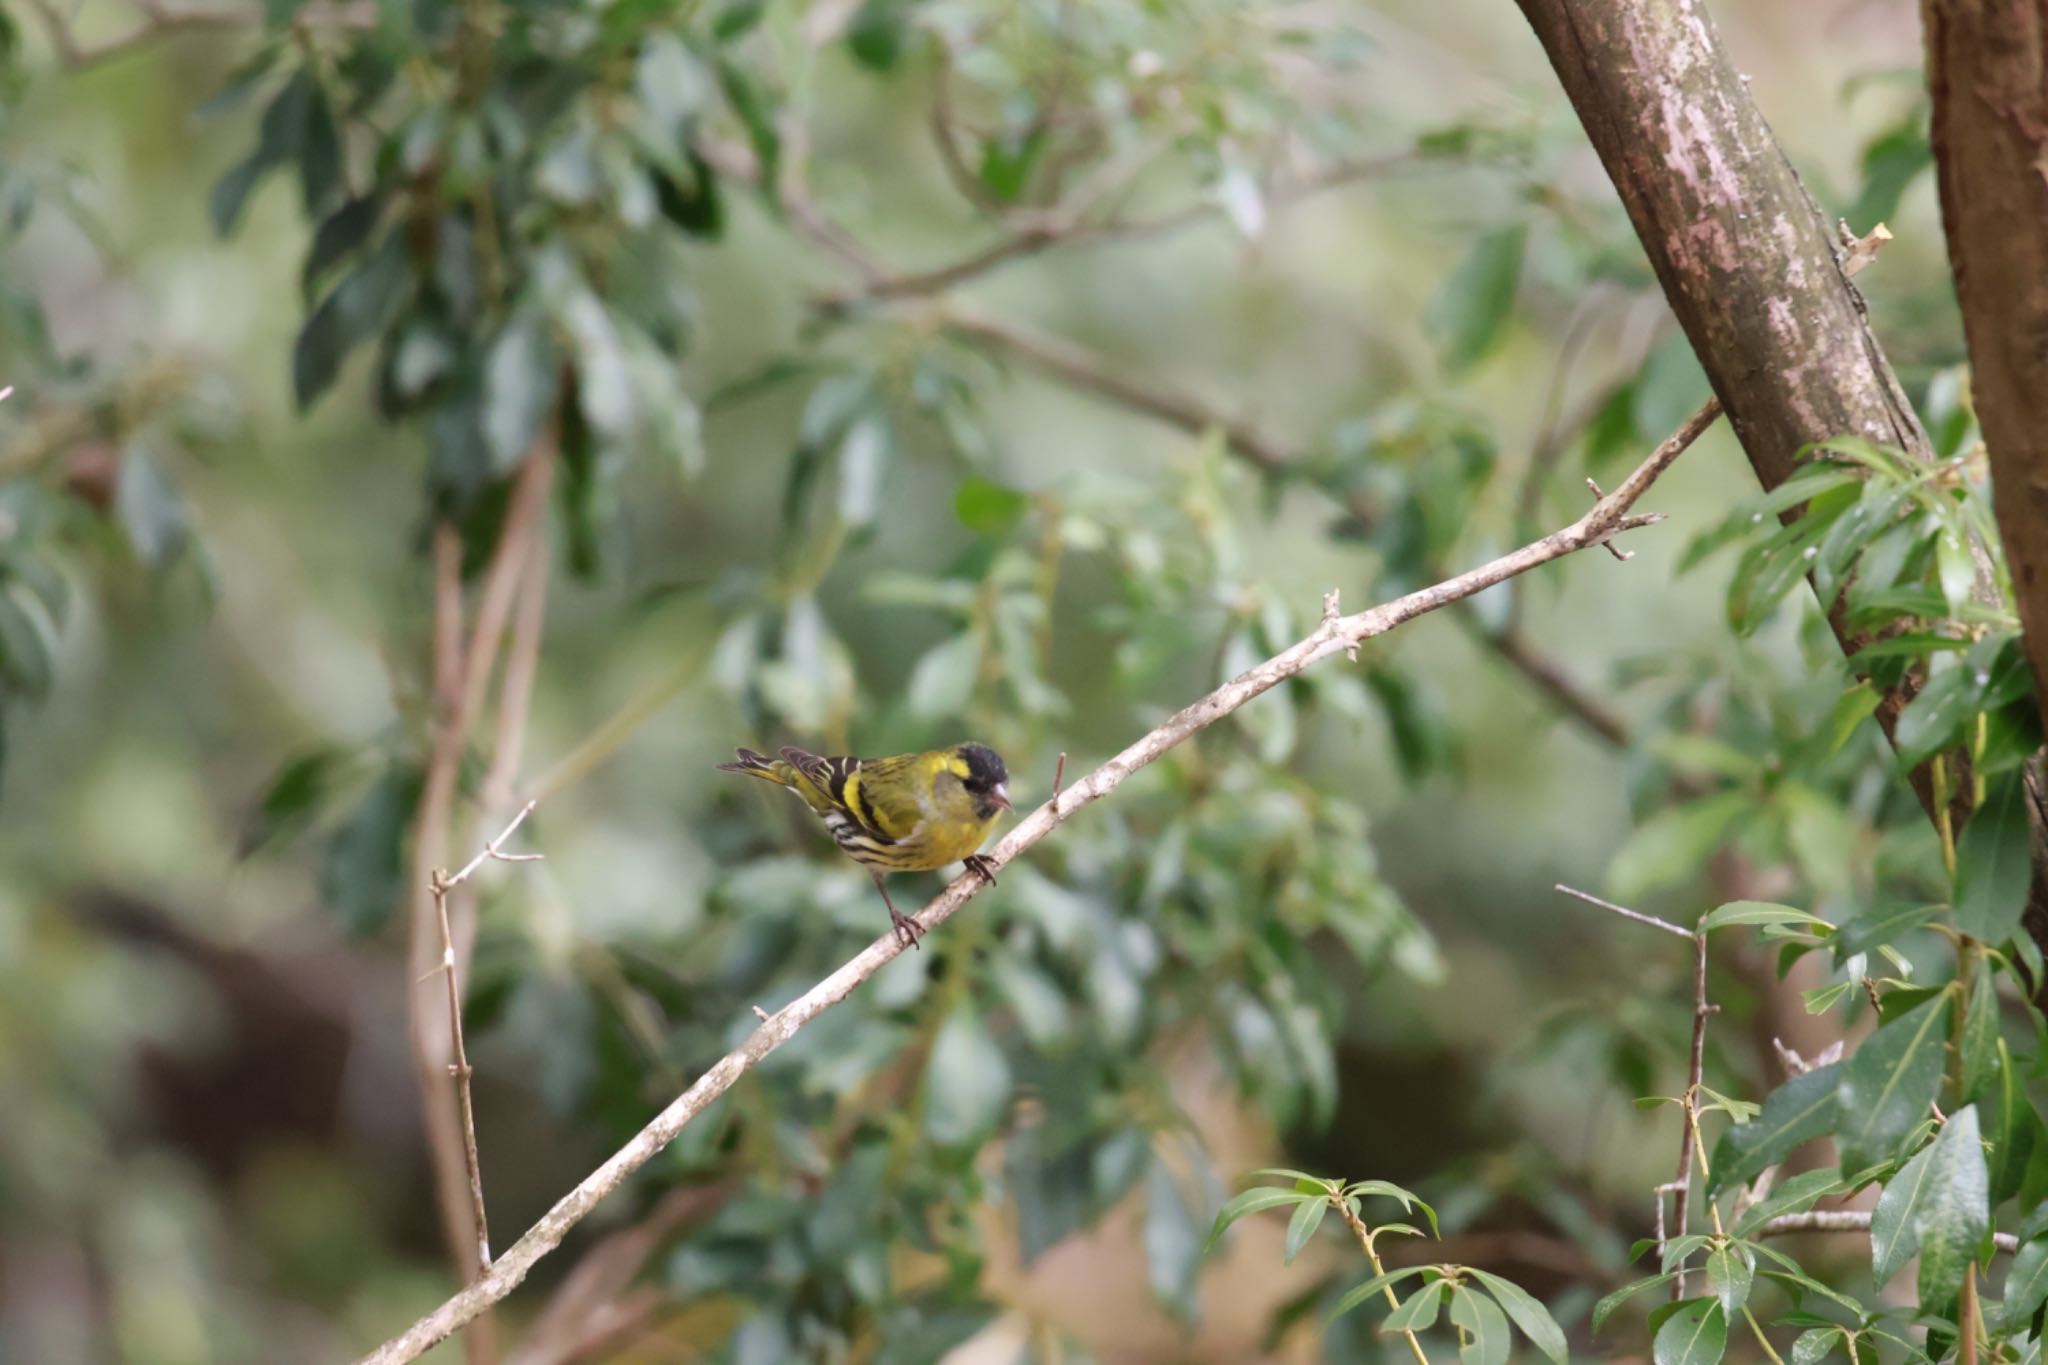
[903,811,1000,870]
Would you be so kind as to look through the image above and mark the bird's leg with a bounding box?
[964,854,999,886]
[872,868,922,951]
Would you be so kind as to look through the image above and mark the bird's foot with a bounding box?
[890,906,925,951]
[964,854,999,886]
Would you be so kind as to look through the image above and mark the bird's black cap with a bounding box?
[956,742,1008,791]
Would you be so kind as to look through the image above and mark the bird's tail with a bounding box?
[716,747,795,788]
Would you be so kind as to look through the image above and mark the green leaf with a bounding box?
[2002,1236,2048,1331]
[1610,791,1750,902]
[654,150,725,238]
[1835,901,1942,961]
[1732,1168,1849,1238]
[238,746,342,858]
[317,764,420,938]
[303,193,385,294]
[990,954,1069,1049]
[715,57,780,192]
[1789,1327,1845,1365]
[1384,1282,1445,1333]
[0,583,54,701]
[1329,1265,1430,1322]
[1834,995,1949,1175]
[1894,662,1975,770]
[1365,664,1456,781]
[483,309,561,472]
[1593,1272,1676,1333]
[1758,1267,1867,1318]
[1954,772,2031,944]
[1869,1124,1936,1285]
[296,78,341,213]
[712,0,766,40]
[1699,901,1831,933]
[1143,1156,1199,1317]
[835,412,891,529]
[115,446,189,568]
[1704,1244,1753,1320]
[1465,1268,1568,1363]
[1708,1063,1842,1194]
[1426,224,1527,373]
[1730,520,1843,636]
[845,0,910,68]
[1448,1282,1511,1365]
[955,476,1029,536]
[1335,1179,1436,1237]
[1936,527,1977,615]
[558,290,635,441]
[295,236,410,409]
[1283,1193,1326,1264]
[1914,1104,1990,1306]
[1981,1040,2038,1204]
[1652,1297,1726,1365]
[906,631,983,721]
[977,127,1046,204]
[1202,1186,1307,1254]
[1958,958,1999,1103]
[922,1005,1010,1146]
[1849,116,1931,229]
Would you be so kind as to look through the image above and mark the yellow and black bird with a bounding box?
[718,742,1012,949]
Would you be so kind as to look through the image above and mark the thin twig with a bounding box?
[351,415,1690,1365]
[1461,617,1631,748]
[1669,926,1711,1298]
[406,435,556,1365]
[1051,751,1067,801]
[427,799,545,1274]
[1554,884,1695,939]
[1758,1209,2018,1254]
[1557,882,1716,1294]
[1332,1196,1432,1365]
[820,153,1423,308]
[939,306,1294,474]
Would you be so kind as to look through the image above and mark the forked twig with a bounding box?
[1558,883,1716,1297]
[427,799,545,1273]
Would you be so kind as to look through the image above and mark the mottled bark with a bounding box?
[1922,0,2048,976]
[1515,0,1932,484]
[1512,0,2048,949]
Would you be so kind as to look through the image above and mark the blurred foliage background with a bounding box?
[0,0,1983,1361]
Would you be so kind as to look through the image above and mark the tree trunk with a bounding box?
[1921,0,2048,981]
[1513,0,2048,966]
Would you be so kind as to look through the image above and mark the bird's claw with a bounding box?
[964,854,999,886]
[890,907,925,951]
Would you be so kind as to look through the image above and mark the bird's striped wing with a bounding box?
[840,753,927,843]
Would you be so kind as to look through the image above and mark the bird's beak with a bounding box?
[993,783,1011,811]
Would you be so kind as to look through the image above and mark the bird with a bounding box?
[717,742,1012,950]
